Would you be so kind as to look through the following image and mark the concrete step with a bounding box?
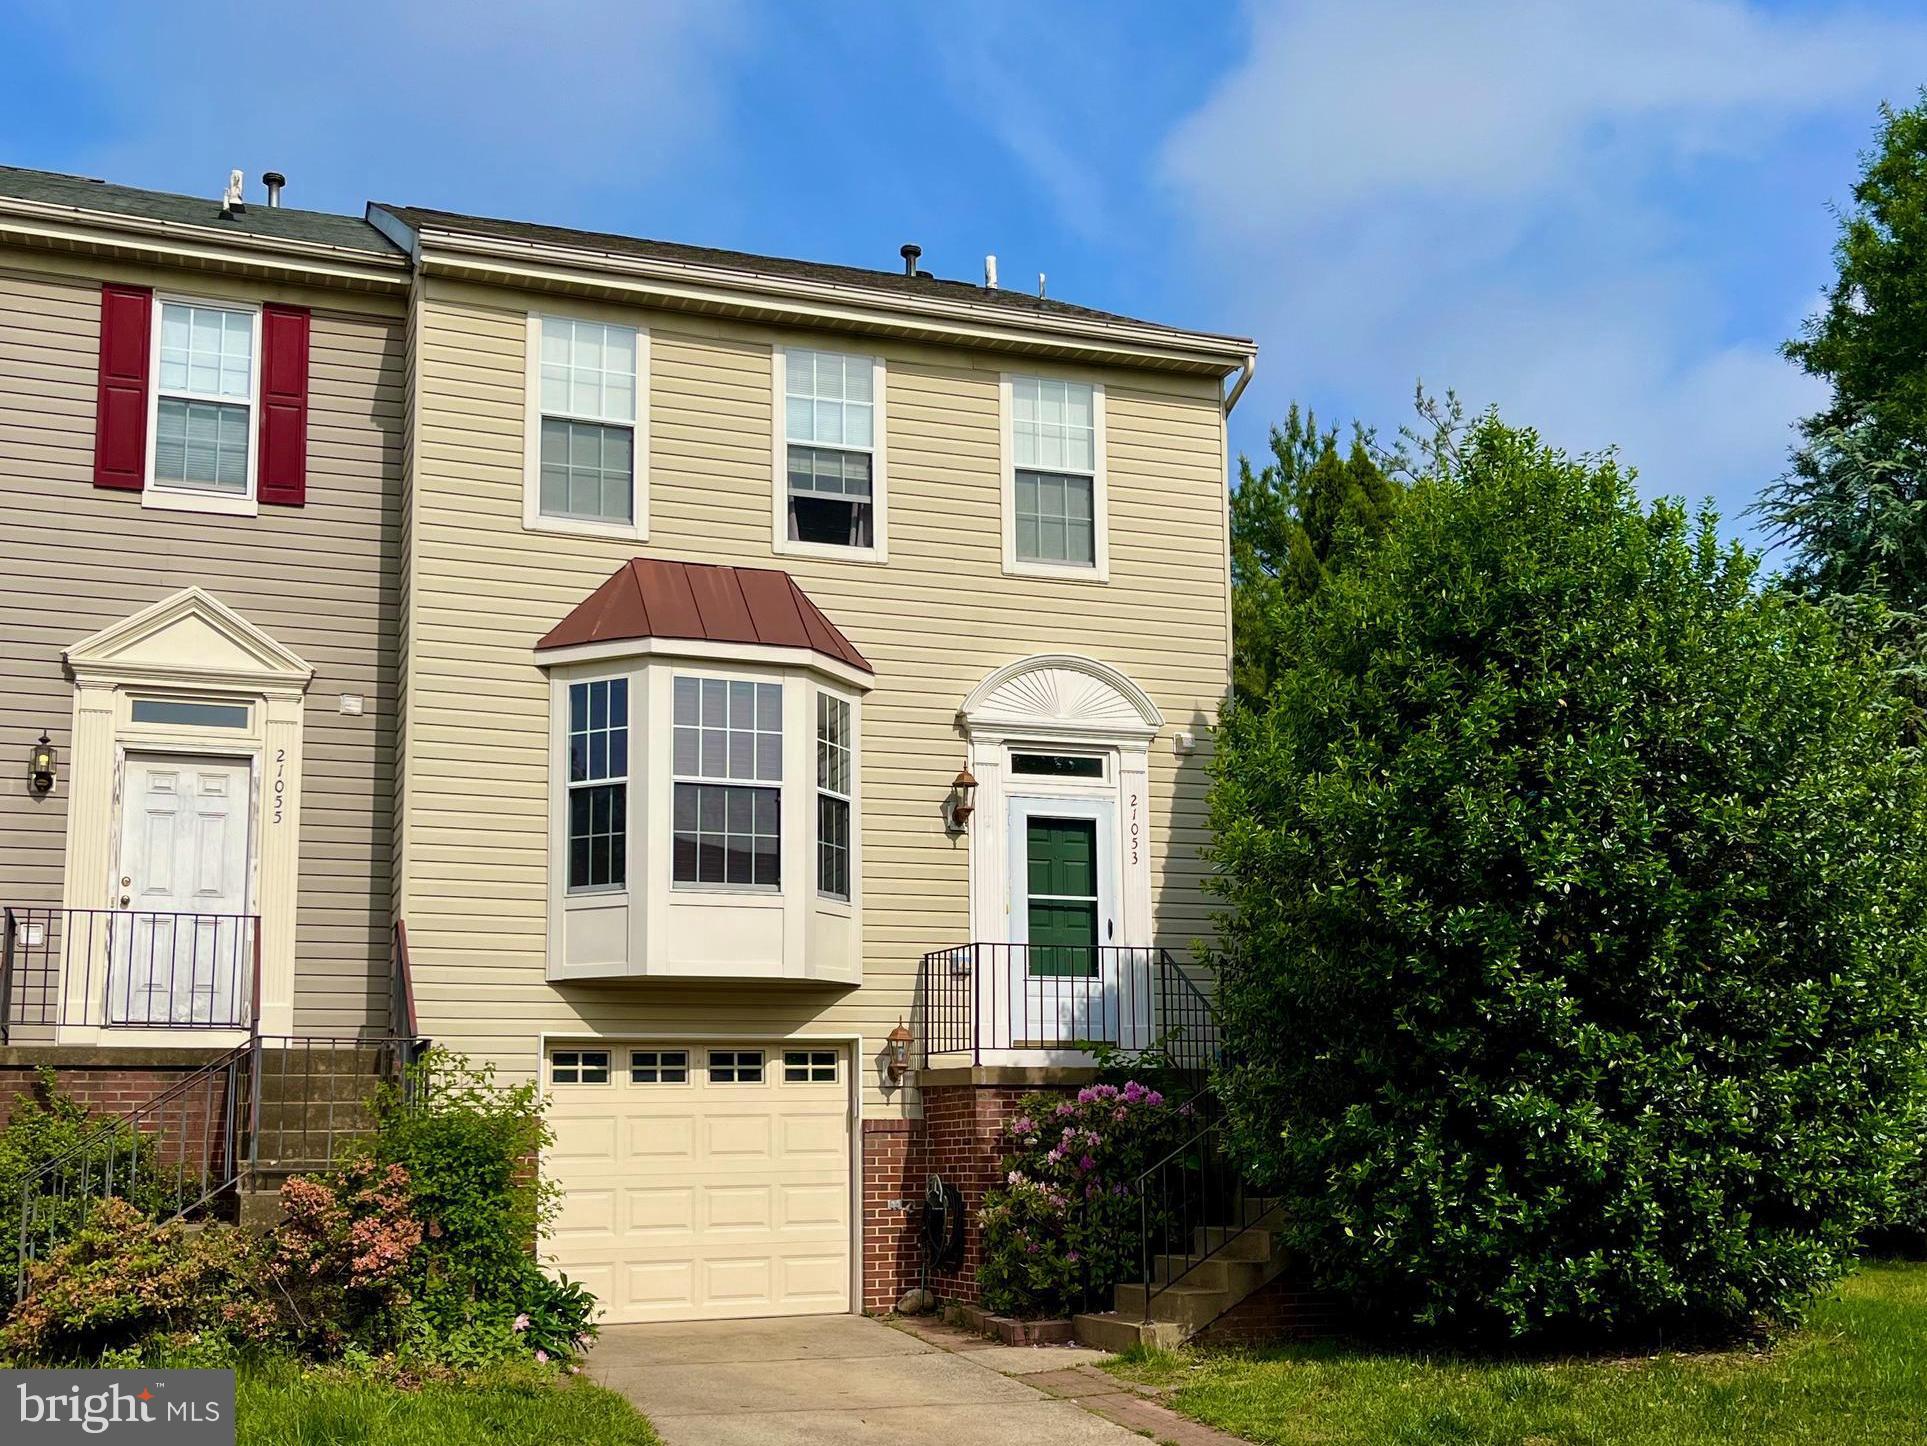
[1072,1311,1184,1353]
[1147,1253,1273,1295]
[1111,1282,1235,1328]
[236,1188,283,1229]
[1192,1224,1281,1260]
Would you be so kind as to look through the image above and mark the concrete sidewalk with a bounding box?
[585,1312,1159,1445]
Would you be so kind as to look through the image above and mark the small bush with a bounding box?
[0,1200,274,1362]
[266,1157,423,1356]
[976,1083,1193,1318]
[0,1069,175,1260]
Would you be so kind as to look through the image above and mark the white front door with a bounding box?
[111,755,253,1025]
[1003,794,1142,1050]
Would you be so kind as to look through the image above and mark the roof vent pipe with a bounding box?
[900,242,922,276]
[1037,272,1047,299]
[985,254,998,289]
[262,171,285,208]
[220,168,246,218]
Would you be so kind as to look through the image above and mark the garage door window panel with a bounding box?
[631,1050,689,1084]
[709,1049,765,1083]
[551,1050,611,1084]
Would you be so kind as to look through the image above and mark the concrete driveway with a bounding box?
[585,1313,1148,1445]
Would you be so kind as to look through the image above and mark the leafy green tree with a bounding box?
[1762,95,1927,665]
[1210,414,1927,1343]
[1231,406,1400,703]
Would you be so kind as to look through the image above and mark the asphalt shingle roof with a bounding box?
[0,165,402,256]
[373,202,1244,344]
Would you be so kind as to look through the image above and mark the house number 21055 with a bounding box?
[272,748,286,824]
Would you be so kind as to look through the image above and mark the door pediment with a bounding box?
[67,587,314,696]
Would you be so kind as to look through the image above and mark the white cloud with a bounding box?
[1161,0,1927,528]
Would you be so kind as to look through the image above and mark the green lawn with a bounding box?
[1108,1261,1927,1446]
[236,1358,660,1446]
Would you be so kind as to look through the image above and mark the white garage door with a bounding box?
[544,1043,852,1323]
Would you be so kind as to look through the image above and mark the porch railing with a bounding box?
[15,1034,425,1301]
[917,943,1219,1073]
[2,907,261,1040]
[388,919,419,1039]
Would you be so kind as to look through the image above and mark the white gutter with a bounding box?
[381,215,1255,375]
[0,195,409,290]
[1223,349,1257,416]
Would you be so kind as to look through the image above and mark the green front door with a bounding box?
[1026,816,1099,978]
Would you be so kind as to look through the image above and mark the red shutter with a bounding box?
[257,304,310,506]
[92,284,152,491]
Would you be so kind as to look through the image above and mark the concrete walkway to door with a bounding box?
[586,1313,1161,1445]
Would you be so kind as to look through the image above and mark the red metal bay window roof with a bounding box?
[537,559,873,674]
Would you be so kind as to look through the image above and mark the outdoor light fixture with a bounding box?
[28,732,55,795]
[944,768,978,834]
[886,1020,913,1082]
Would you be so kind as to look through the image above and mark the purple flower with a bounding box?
[1078,1154,1096,1172]
[513,1313,530,1333]
[535,1349,549,1364]
[1146,1090,1164,1107]
[1007,1169,1024,1186]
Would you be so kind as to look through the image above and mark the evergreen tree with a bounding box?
[1231,406,1400,703]
[1761,94,1927,675]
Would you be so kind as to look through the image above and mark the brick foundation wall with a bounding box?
[0,1050,239,1166]
[860,1117,920,1312]
[1194,1273,1342,1345]
[860,1078,1081,1312]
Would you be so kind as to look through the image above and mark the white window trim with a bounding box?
[999,372,1109,583]
[770,346,889,564]
[670,671,785,895]
[142,293,262,518]
[564,672,631,898]
[523,311,650,542]
[816,690,855,905]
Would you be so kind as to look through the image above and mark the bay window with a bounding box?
[567,677,627,891]
[672,676,782,888]
[817,693,852,901]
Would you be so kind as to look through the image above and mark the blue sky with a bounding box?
[6,0,1926,547]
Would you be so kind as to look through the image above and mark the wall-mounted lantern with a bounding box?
[943,769,978,835]
[885,1019,913,1082]
[28,732,55,795]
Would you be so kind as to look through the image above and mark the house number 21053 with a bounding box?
[1130,792,1141,865]
[272,748,286,824]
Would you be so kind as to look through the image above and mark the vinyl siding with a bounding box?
[0,255,404,1035]
[402,278,1229,1109]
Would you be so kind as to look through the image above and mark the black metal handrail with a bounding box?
[388,920,419,1039]
[2,906,261,1035]
[917,943,1219,1072]
[13,1034,427,1302]
[15,1039,255,1296]
[1128,1096,1275,1323]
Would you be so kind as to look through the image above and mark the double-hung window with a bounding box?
[816,693,852,901]
[1009,376,1103,571]
[782,349,880,552]
[534,316,641,529]
[567,678,627,892]
[152,300,258,497]
[672,677,782,888]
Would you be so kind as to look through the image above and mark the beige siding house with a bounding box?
[366,204,1254,1320]
[0,168,405,1054]
[0,162,1252,1329]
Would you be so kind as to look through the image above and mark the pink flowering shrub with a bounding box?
[977,1082,1193,1318]
[267,1156,423,1354]
[0,1199,276,1361]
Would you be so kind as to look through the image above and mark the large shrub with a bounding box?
[368,1050,593,1362]
[1209,416,1927,1343]
[977,1083,1193,1318]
